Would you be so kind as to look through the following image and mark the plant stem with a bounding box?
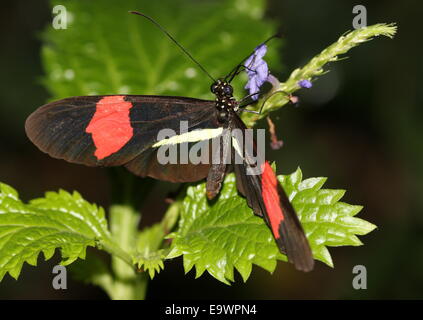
[101,240,133,267]
[101,168,157,300]
[161,197,183,233]
[108,204,148,300]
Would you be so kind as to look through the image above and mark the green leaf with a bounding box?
[43,0,278,101]
[168,168,376,284]
[133,223,167,279]
[167,174,284,285]
[278,168,376,267]
[0,183,120,281]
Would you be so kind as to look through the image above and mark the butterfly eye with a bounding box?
[223,85,233,96]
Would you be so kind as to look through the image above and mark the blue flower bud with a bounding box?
[298,79,312,88]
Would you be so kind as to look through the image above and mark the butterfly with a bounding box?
[25,11,314,272]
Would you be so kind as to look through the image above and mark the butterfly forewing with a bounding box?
[25,95,220,182]
[231,113,314,272]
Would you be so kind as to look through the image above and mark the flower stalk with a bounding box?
[242,23,397,127]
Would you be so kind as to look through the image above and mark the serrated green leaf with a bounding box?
[0,183,117,281]
[133,223,167,279]
[169,168,376,284]
[282,171,375,267]
[168,174,286,285]
[43,0,278,101]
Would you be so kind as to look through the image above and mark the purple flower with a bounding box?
[298,79,312,88]
[244,44,269,100]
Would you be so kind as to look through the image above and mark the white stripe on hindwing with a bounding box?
[152,127,224,147]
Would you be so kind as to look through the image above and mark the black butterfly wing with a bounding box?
[231,113,314,272]
[26,95,219,182]
[26,96,105,166]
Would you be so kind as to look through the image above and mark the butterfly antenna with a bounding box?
[130,11,216,82]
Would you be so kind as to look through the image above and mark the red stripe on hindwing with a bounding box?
[261,162,284,238]
[86,96,134,160]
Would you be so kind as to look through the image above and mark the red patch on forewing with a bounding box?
[261,162,284,238]
[86,96,133,160]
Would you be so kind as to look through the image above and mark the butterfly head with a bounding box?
[211,79,233,98]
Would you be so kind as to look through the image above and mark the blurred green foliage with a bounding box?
[42,0,278,101]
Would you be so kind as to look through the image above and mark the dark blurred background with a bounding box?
[0,0,422,299]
